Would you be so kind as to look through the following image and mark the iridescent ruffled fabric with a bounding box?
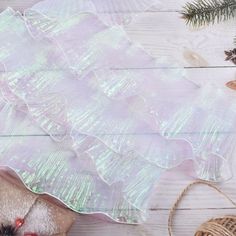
[0,1,235,224]
[162,85,236,182]
[29,0,161,25]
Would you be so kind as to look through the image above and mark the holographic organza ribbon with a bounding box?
[0,0,235,224]
[29,0,161,26]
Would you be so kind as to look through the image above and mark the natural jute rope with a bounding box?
[168,180,236,236]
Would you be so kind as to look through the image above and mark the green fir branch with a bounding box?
[182,0,236,27]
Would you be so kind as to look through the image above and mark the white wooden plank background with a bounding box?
[0,1,236,236]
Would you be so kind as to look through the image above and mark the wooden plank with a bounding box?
[68,168,236,235]
[0,0,234,68]
[0,11,234,68]
[0,0,195,12]
[0,1,235,236]
[68,206,236,236]
[1,0,235,15]
[125,12,236,67]
[69,209,236,236]
[149,166,236,209]
[0,0,209,12]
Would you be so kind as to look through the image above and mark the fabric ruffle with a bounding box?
[0,7,193,223]
[29,0,161,26]
[1,7,197,162]
[0,7,187,223]
[0,96,165,223]
[161,85,236,182]
[0,1,235,224]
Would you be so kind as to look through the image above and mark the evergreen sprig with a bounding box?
[182,0,236,27]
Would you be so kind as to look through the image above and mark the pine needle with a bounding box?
[182,0,236,27]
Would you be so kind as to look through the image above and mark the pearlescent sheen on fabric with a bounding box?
[0,0,235,224]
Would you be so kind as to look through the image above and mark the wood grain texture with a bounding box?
[125,13,236,67]
[0,0,196,12]
[68,165,236,235]
[1,1,235,68]
[0,0,217,12]
[0,1,236,236]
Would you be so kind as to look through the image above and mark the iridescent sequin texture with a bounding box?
[0,0,235,224]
